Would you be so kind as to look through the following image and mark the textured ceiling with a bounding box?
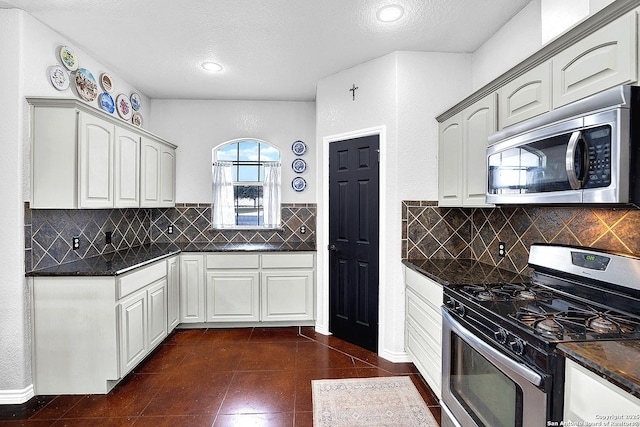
[1,0,530,101]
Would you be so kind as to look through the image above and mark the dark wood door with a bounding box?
[328,135,380,352]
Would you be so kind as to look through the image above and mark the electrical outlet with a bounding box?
[300,225,306,234]
[498,242,506,257]
[168,225,174,234]
[72,236,80,250]
[105,231,112,245]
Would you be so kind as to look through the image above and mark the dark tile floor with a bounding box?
[0,327,441,426]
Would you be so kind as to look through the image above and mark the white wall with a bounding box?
[0,9,31,402]
[0,9,153,403]
[148,100,316,204]
[315,51,471,361]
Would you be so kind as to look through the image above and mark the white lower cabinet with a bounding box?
[180,252,315,325]
[404,265,442,398]
[32,258,169,394]
[564,359,640,422]
[179,254,206,323]
[167,255,180,332]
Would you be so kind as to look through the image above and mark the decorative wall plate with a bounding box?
[292,177,307,192]
[130,92,141,111]
[99,92,115,114]
[116,93,133,120]
[58,45,78,71]
[48,65,69,91]
[292,158,306,174]
[292,140,307,156]
[132,112,143,127]
[73,68,98,102]
[100,73,113,92]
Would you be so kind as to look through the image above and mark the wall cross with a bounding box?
[349,84,359,101]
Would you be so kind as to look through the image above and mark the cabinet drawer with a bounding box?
[206,253,260,269]
[117,260,166,299]
[406,289,442,347]
[405,267,442,305]
[261,253,314,269]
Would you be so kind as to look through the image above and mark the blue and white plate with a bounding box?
[99,92,115,114]
[292,140,307,156]
[292,158,306,174]
[292,177,307,192]
[130,92,141,111]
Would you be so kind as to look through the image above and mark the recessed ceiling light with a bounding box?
[377,4,404,22]
[201,62,223,72]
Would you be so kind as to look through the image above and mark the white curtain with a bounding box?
[263,162,281,228]
[212,161,235,228]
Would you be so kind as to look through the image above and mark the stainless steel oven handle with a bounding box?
[442,309,543,387]
[566,130,585,189]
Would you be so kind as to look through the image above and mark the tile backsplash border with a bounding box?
[402,200,640,274]
[25,202,316,272]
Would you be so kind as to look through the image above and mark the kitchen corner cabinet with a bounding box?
[438,94,495,207]
[404,266,442,398]
[31,258,169,394]
[498,61,551,129]
[563,359,640,422]
[28,98,176,209]
[552,10,637,109]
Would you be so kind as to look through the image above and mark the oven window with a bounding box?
[450,335,523,427]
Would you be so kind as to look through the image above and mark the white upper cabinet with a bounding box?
[78,112,115,208]
[552,10,637,108]
[141,137,176,208]
[28,98,176,209]
[438,94,495,208]
[498,61,552,129]
[438,112,463,207]
[114,127,140,208]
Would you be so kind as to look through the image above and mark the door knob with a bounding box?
[329,244,337,252]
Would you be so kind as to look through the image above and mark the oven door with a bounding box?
[441,309,548,427]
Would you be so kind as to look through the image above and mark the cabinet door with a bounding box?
[147,279,167,350]
[564,359,640,422]
[260,270,314,321]
[167,256,180,333]
[140,138,160,207]
[499,62,551,129]
[114,127,140,208]
[78,112,115,208]
[159,146,176,207]
[179,255,205,323]
[552,11,637,108]
[462,94,495,207]
[119,289,147,376]
[438,112,464,206]
[206,271,260,322]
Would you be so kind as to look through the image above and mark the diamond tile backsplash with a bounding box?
[402,201,640,274]
[25,202,316,272]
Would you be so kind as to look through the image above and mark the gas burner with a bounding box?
[581,309,638,335]
[588,316,617,334]
[462,283,553,302]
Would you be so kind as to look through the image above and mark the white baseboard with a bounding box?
[378,348,412,363]
[0,384,35,405]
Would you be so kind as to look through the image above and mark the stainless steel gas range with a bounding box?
[441,244,640,427]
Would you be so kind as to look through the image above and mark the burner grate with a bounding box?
[462,283,554,302]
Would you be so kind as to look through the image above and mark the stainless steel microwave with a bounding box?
[486,85,640,206]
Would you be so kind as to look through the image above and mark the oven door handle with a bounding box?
[442,309,543,387]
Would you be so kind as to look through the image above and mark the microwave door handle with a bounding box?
[566,130,586,189]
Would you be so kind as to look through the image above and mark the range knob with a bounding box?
[494,328,508,344]
[509,338,525,355]
[454,303,466,317]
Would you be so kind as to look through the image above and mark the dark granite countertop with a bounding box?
[27,241,316,277]
[558,340,640,399]
[402,258,529,286]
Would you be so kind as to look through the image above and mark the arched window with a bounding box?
[212,139,281,229]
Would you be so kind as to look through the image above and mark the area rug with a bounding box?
[312,376,438,427]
